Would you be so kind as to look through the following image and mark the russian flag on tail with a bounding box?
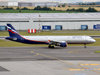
[28,29,36,33]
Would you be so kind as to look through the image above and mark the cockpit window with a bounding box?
[89,37,93,39]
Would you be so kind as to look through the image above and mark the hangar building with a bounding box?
[0,1,18,6]
[18,2,59,7]
[0,1,59,7]
[0,13,100,30]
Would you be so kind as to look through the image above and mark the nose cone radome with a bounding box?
[92,39,96,43]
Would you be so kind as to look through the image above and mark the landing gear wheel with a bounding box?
[51,46,54,48]
[84,44,86,48]
[48,45,51,48]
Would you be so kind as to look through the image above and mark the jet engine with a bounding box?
[60,42,67,47]
[55,42,68,47]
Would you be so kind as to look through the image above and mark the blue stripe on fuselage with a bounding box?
[6,35,49,44]
[17,37,49,44]
[21,38,49,44]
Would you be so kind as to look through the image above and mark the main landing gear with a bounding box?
[84,44,86,48]
[48,45,54,48]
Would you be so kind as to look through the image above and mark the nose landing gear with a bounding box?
[84,44,86,48]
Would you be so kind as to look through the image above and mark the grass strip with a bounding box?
[0,31,100,36]
[0,10,78,13]
[94,51,100,53]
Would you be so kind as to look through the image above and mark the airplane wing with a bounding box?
[48,39,67,47]
[48,40,66,45]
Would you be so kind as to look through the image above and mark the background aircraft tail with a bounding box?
[7,24,21,38]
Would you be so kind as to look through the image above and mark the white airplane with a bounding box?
[5,24,96,48]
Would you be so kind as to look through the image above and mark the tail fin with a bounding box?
[7,24,21,38]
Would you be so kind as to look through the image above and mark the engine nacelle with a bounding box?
[60,42,67,47]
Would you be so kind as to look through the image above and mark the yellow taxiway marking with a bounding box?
[83,67,88,69]
[68,50,79,53]
[38,53,73,65]
[91,70,100,73]
[36,53,39,55]
[31,51,34,53]
[68,69,82,71]
[77,61,100,74]
[80,64,100,66]
[63,68,100,71]
[68,49,98,55]
[31,50,74,66]
[31,50,100,73]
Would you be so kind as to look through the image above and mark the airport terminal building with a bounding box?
[0,13,100,30]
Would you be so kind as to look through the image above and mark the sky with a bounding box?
[0,0,100,3]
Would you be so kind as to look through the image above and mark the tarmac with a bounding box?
[0,46,100,75]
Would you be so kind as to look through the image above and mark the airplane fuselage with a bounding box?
[6,35,96,44]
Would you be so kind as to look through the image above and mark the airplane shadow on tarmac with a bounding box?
[40,47,67,50]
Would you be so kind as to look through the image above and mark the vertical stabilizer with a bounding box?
[7,24,20,38]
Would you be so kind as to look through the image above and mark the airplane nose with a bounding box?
[92,39,96,43]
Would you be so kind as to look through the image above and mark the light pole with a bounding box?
[18,18,20,32]
[25,15,30,30]
[39,14,41,33]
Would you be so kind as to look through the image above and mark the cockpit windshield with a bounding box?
[86,36,93,39]
[89,37,93,39]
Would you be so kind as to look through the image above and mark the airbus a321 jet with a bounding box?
[5,24,96,48]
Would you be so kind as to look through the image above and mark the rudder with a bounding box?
[7,24,20,38]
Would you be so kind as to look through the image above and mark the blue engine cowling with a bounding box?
[60,42,67,47]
